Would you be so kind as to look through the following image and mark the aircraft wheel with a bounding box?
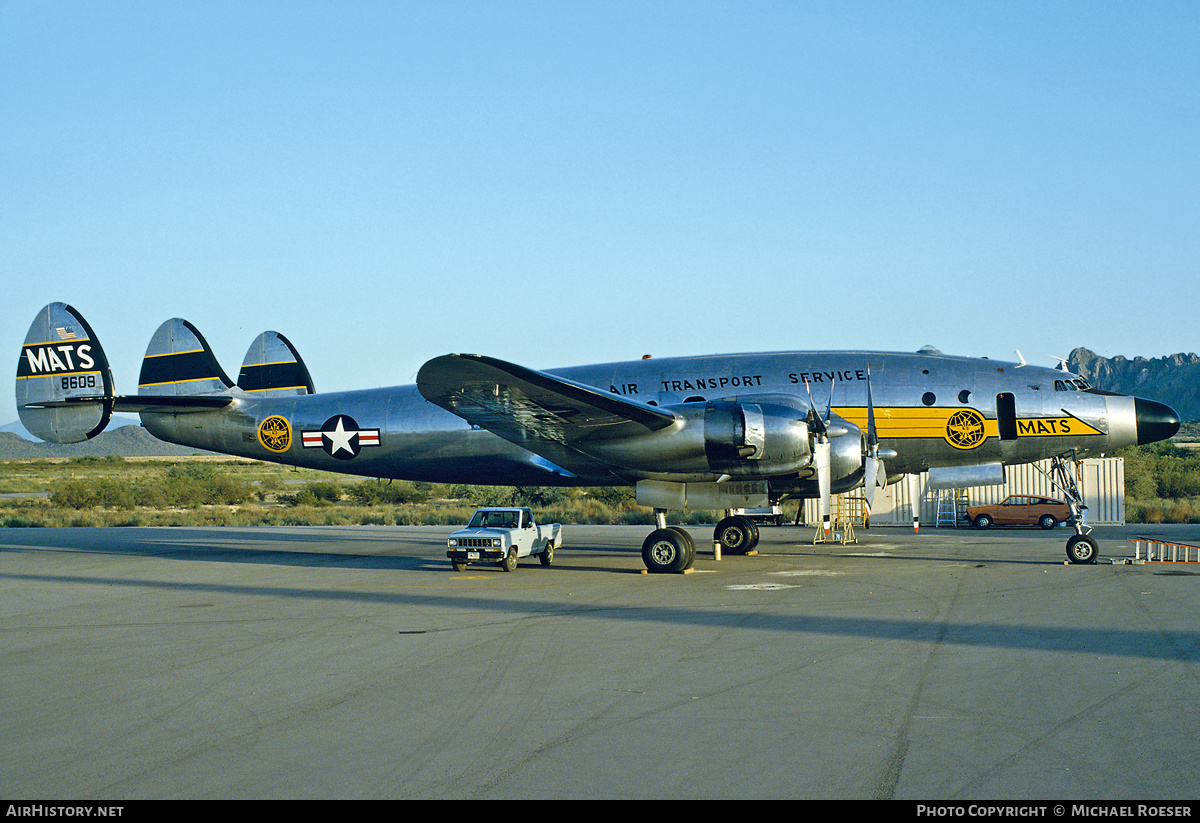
[666,526,696,570]
[1039,514,1057,530]
[714,517,753,554]
[500,547,518,572]
[1066,534,1099,564]
[642,529,689,573]
[539,542,554,566]
[973,514,992,530]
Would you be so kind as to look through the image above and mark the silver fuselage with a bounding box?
[140,350,1148,494]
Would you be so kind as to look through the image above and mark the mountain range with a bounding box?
[0,421,212,459]
[1068,348,1200,423]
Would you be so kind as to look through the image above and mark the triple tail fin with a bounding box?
[15,305,235,445]
[237,331,315,396]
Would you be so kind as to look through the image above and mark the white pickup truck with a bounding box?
[447,507,563,572]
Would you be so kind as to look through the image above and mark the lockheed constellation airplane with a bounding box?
[16,302,1180,572]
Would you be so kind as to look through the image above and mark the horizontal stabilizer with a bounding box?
[138,318,234,397]
[16,302,115,443]
[237,331,314,396]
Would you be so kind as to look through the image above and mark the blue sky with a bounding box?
[4,1,1198,426]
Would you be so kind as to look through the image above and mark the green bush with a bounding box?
[50,478,135,509]
[348,480,427,506]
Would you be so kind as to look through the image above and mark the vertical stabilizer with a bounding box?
[237,331,315,396]
[15,303,115,443]
[138,318,234,397]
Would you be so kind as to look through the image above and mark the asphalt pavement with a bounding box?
[3,522,1198,800]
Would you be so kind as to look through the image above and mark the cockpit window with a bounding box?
[1055,378,1092,392]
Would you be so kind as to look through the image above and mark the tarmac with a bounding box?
[2,522,1199,800]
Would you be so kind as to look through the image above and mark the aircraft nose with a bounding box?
[1135,398,1181,445]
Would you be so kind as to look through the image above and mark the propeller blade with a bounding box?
[863,455,880,518]
[816,438,831,536]
[804,379,825,435]
[865,368,877,449]
[907,472,922,533]
[862,367,884,524]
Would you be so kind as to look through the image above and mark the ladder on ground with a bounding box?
[1128,538,1200,563]
[935,489,968,527]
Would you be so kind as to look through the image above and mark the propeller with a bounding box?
[805,378,834,538]
[862,368,886,527]
[908,472,922,533]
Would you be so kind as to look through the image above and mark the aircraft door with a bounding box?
[997,393,1018,441]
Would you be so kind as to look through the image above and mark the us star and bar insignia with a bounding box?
[301,415,381,460]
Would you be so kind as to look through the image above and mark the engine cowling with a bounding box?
[582,400,813,477]
[824,416,868,490]
[702,400,812,475]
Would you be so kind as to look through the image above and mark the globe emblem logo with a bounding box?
[258,415,292,452]
[945,409,986,449]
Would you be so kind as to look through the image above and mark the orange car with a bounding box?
[965,495,1071,530]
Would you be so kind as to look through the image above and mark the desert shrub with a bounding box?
[50,478,136,509]
[348,480,427,506]
[162,464,253,506]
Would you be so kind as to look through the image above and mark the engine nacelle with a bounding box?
[582,400,813,477]
[702,400,812,475]
[826,420,868,488]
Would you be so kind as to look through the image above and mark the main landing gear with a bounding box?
[1048,453,1098,564]
[641,510,761,573]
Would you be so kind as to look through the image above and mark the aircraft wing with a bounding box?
[417,354,678,471]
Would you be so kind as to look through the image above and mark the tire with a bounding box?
[451,561,467,572]
[666,527,696,570]
[1039,514,1057,530]
[500,547,518,572]
[714,517,753,554]
[539,541,554,566]
[973,514,992,530]
[642,528,689,574]
[1066,534,1099,564]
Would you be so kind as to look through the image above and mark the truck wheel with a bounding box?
[500,547,518,572]
[451,561,467,572]
[539,542,554,566]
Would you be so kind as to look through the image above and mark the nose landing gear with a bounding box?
[1048,453,1097,564]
